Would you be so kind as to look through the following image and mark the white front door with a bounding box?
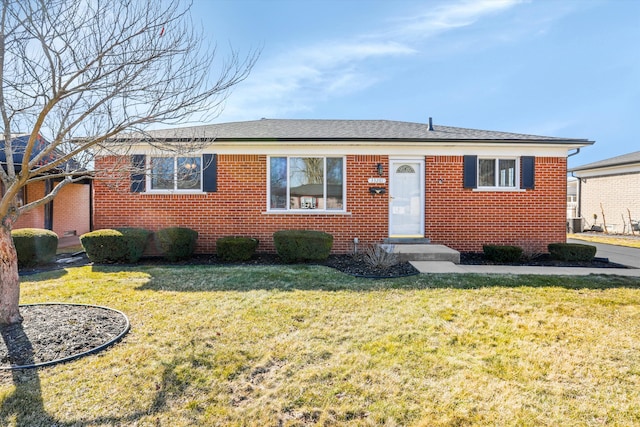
[389,159,424,237]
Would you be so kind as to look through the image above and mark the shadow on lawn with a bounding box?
[116,264,640,292]
[0,323,185,426]
[0,323,58,427]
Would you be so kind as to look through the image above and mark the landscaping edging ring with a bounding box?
[0,303,130,370]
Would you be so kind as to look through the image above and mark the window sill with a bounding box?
[472,188,526,192]
[263,210,352,215]
[141,191,206,195]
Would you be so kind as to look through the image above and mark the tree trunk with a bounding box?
[0,223,22,325]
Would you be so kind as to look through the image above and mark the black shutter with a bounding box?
[521,156,535,189]
[130,155,146,193]
[463,155,477,189]
[202,154,217,192]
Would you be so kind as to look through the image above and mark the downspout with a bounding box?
[568,148,581,219]
[567,148,580,158]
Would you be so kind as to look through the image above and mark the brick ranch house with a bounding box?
[93,119,593,254]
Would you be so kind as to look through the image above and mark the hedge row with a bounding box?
[483,242,597,262]
[80,227,197,263]
[79,228,334,264]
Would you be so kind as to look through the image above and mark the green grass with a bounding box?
[4,265,640,426]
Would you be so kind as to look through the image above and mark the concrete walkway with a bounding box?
[567,239,640,269]
[411,261,640,276]
[411,239,640,275]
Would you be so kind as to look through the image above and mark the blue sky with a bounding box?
[192,0,640,167]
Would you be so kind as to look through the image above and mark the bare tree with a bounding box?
[0,0,257,324]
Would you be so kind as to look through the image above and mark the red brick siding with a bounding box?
[425,155,566,253]
[94,154,391,253]
[52,183,91,237]
[14,182,45,230]
[14,181,91,237]
[94,154,566,254]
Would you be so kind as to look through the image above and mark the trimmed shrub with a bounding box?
[11,228,58,267]
[483,244,523,263]
[273,229,333,263]
[115,227,150,263]
[548,242,596,262]
[81,228,149,263]
[155,227,198,261]
[216,236,259,262]
[81,229,129,263]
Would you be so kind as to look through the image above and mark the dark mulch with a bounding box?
[0,304,129,369]
[459,252,630,269]
[21,252,422,278]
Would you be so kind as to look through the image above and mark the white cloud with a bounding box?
[215,0,524,122]
[385,0,524,40]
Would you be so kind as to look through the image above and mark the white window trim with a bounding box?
[267,155,347,213]
[476,157,520,190]
[145,155,204,193]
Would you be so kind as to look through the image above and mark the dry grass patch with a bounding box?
[3,265,640,426]
[568,233,640,249]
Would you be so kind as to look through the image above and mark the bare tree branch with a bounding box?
[0,0,258,324]
[0,0,258,222]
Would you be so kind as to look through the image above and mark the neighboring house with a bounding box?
[567,177,578,219]
[569,150,640,234]
[93,119,592,254]
[0,134,92,240]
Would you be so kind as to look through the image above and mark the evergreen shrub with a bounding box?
[11,228,58,267]
[154,227,198,261]
[273,229,333,263]
[548,242,596,262]
[81,228,149,263]
[483,244,523,263]
[216,236,259,262]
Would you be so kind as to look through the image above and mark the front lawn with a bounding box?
[4,265,640,426]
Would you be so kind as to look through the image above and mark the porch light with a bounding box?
[376,163,384,176]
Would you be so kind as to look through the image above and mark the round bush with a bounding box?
[548,242,596,262]
[80,229,129,263]
[216,236,259,262]
[273,229,333,263]
[11,228,58,267]
[116,227,150,263]
[154,227,198,261]
[483,244,523,263]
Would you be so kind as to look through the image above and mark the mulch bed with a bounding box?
[0,304,129,370]
[459,252,630,269]
[20,252,422,279]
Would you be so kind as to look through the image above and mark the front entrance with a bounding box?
[389,159,424,237]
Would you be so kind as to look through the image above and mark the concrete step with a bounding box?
[382,244,460,264]
[383,237,431,244]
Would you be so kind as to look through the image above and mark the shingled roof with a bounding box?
[135,119,592,145]
[569,150,640,172]
[0,134,82,173]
